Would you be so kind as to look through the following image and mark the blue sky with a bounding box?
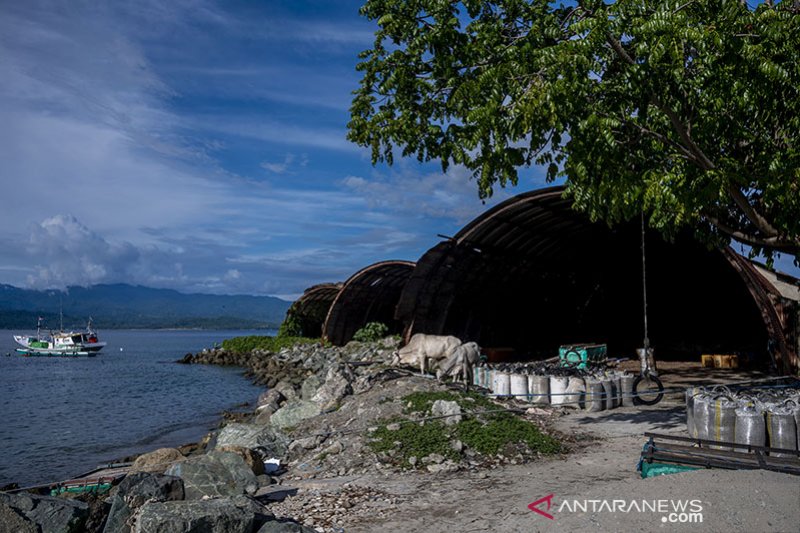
[0,0,533,299]
[0,0,795,300]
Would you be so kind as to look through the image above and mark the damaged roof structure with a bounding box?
[287,261,415,346]
[291,187,799,374]
[396,187,798,374]
[286,283,343,338]
[323,260,415,346]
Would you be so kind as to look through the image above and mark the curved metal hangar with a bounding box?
[323,260,415,346]
[396,186,798,374]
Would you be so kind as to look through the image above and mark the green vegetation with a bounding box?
[456,416,561,456]
[277,312,302,338]
[369,390,562,469]
[221,335,319,353]
[402,390,495,414]
[351,0,800,260]
[352,321,389,342]
[369,419,459,467]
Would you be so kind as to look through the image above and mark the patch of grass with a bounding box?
[402,390,496,414]
[370,390,562,468]
[368,420,459,468]
[221,335,319,353]
[456,415,562,455]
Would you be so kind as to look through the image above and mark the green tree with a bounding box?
[349,0,800,260]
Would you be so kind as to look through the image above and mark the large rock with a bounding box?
[256,389,284,413]
[214,423,289,458]
[273,381,298,402]
[0,492,88,533]
[134,499,254,533]
[269,401,322,430]
[0,501,37,533]
[431,399,462,425]
[103,472,184,533]
[130,448,185,474]
[216,445,266,476]
[310,365,353,410]
[300,375,322,401]
[165,451,257,500]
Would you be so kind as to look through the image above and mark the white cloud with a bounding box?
[261,153,309,174]
[25,215,140,289]
[0,1,580,298]
[341,165,506,225]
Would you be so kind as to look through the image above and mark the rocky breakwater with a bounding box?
[1,337,565,533]
[179,337,564,531]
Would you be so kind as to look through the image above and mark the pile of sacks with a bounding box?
[475,363,636,412]
[686,385,800,455]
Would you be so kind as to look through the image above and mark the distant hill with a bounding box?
[0,283,291,329]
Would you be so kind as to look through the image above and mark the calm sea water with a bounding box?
[0,329,271,487]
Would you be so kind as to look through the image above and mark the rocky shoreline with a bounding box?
[0,338,566,533]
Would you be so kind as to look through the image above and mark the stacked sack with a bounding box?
[476,362,635,412]
[686,385,800,454]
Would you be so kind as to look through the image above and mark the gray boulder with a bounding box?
[0,501,37,533]
[257,389,284,410]
[300,375,322,401]
[311,365,353,410]
[134,499,254,533]
[0,492,88,533]
[269,401,321,430]
[129,447,185,474]
[431,399,462,425]
[273,381,298,402]
[103,472,184,533]
[165,451,257,500]
[214,423,290,458]
[216,445,266,476]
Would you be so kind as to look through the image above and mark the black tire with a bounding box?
[632,374,664,406]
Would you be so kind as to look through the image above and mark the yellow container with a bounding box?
[701,354,715,368]
[725,354,739,369]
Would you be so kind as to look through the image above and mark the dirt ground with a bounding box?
[271,364,800,533]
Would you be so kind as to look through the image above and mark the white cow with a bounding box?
[436,341,481,389]
[391,334,462,376]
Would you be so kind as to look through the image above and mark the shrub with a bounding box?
[352,322,389,342]
[277,312,302,338]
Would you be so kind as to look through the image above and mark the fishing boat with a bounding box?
[13,317,106,357]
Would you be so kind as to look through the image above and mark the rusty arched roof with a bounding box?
[396,186,798,373]
[288,282,343,337]
[323,260,415,346]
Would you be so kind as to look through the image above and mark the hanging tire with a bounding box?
[632,374,664,406]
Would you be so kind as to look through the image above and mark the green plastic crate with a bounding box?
[558,343,607,369]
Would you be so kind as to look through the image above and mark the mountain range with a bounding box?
[0,283,291,329]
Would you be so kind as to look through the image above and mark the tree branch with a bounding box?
[604,33,789,245]
[704,213,797,253]
[726,184,781,238]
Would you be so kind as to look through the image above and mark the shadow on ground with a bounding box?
[564,405,686,433]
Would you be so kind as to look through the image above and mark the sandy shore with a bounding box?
[269,388,800,532]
